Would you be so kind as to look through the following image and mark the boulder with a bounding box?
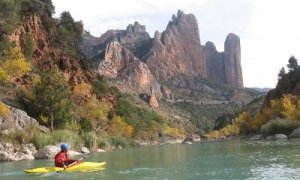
[183,137,193,143]
[68,151,82,156]
[0,143,37,161]
[266,136,275,140]
[34,145,60,159]
[96,149,106,153]
[81,147,90,154]
[274,134,288,140]
[0,105,37,131]
[289,128,300,138]
[248,134,262,141]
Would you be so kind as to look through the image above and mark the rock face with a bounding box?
[0,143,37,161]
[224,33,243,87]
[0,105,38,131]
[9,15,93,87]
[146,10,207,81]
[98,41,161,96]
[149,88,159,108]
[82,10,245,103]
[204,41,225,84]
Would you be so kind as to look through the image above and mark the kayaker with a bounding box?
[55,143,80,168]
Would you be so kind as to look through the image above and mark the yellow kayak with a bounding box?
[25,162,106,173]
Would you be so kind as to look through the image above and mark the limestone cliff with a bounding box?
[98,41,161,96]
[145,10,207,81]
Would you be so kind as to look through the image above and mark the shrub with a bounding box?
[111,136,137,148]
[0,102,10,117]
[260,118,300,137]
[51,130,83,150]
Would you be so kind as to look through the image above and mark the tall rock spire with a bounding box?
[224,33,243,87]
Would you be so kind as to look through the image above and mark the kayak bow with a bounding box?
[25,162,106,173]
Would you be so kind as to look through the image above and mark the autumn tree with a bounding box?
[110,116,134,138]
[79,96,110,132]
[0,47,31,83]
[72,82,92,105]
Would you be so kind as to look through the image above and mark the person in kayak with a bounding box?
[55,143,80,168]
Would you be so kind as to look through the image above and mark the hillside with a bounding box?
[0,0,200,151]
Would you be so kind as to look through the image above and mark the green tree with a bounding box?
[278,67,286,80]
[40,0,55,16]
[18,66,72,131]
[287,56,298,72]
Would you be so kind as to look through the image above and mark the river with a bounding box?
[1,140,300,179]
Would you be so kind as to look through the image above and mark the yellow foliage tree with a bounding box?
[79,96,110,132]
[0,102,10,117]
[73,83,92,105]
[2,47,31,78]
[110,116,134,138]
[281,95,298,120]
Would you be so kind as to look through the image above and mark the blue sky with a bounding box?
[52,0,300,88]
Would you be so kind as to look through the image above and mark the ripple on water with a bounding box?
[248,164,300,180]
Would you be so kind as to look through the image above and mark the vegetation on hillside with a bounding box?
[0,0,185,151]
[207,57,300,139]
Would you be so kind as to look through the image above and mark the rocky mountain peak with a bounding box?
[204,41,217,52]
[146,10,207,81]
[126,21,147,34]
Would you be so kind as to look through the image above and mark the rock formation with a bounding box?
[149,87,159,108]
[204,41,225,84]
[0,143,37,162]
[224,33,243,87]
[82,10,245,103]
[145,10,207,81]
[203,34,243,88]
[98,41,161,96]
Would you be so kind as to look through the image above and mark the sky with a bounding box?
[52,0,300,88]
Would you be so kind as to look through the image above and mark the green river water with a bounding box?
[1,140,300,179]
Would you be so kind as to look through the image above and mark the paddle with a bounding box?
[59,157,84,172]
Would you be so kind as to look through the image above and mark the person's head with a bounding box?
[60,143,68,152]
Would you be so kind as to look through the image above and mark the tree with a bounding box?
[79,96,110,132]
[278,67,286,79]
[287,56,298,72]
[0,47,31,82]
[40,0,55,16]
[18,66,72,131]
[110,116,134,138]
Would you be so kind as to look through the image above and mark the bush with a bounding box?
[51,130,83,150]
[33,130,53,150]
[0,102,10,117]
[79,118,93,132]
[260,119,300,137]
[111,136,137,148]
